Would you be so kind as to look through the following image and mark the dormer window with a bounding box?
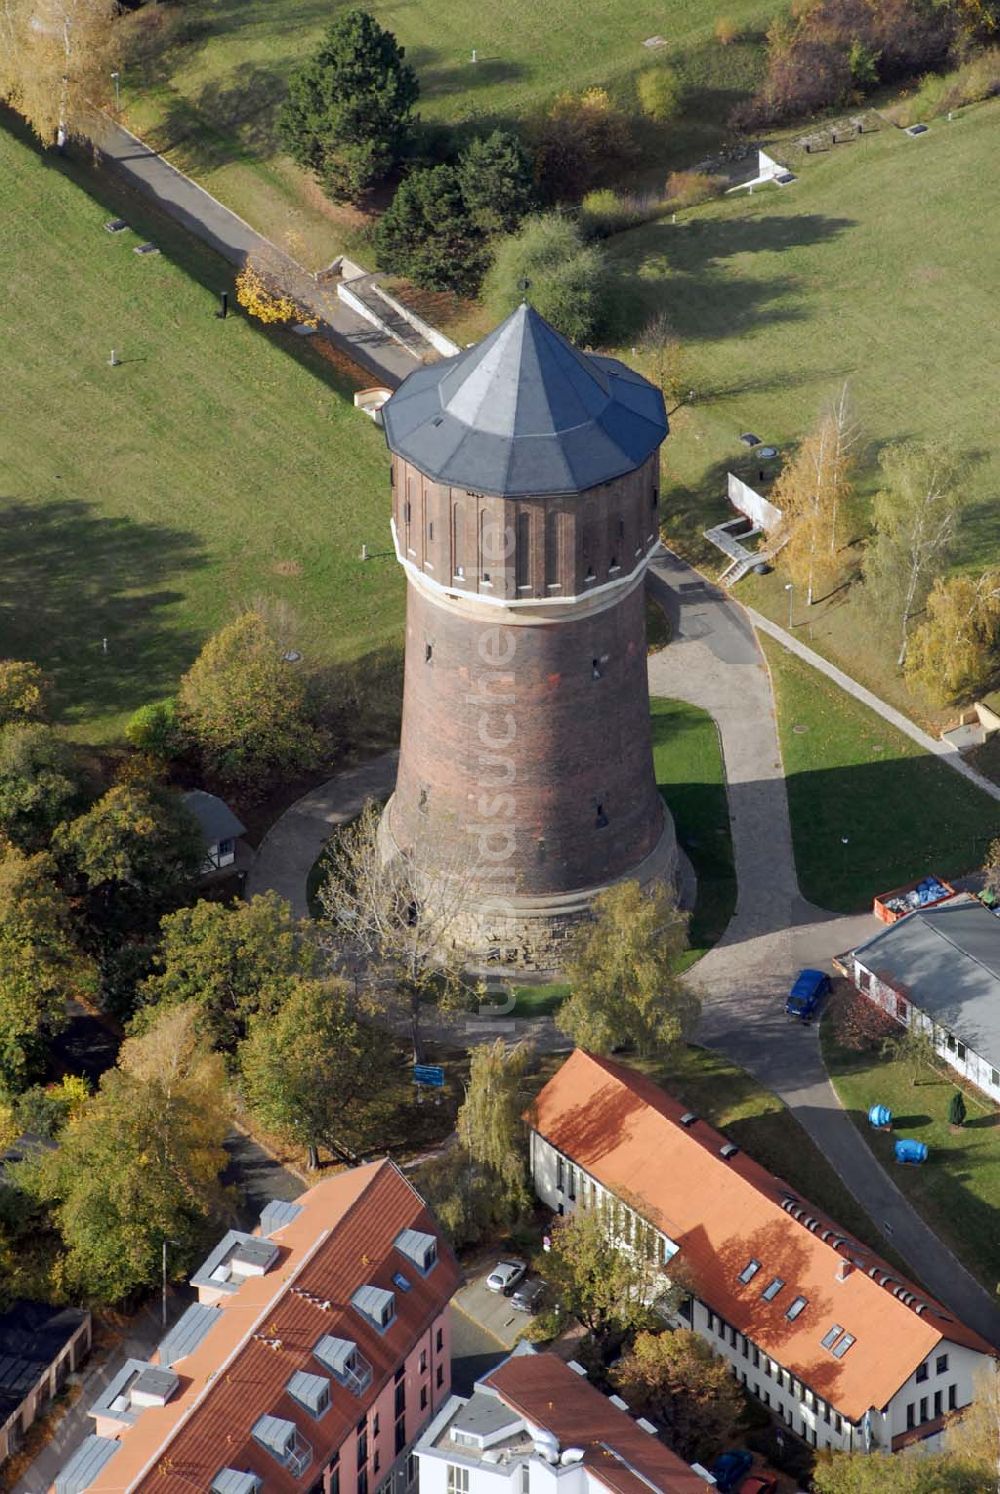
[352,1284,396,1332]
[287,1370,331,1420]
[314,1335,373,1395]
[252,1415,312,1478]
[212,1471,262,1494]
[394,1228,438,1275]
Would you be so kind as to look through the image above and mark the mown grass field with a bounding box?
[120,0,770,267]
[822,1001,1000,1292]
[651,696,737,959]
[761,636,998,911]
[0,117,404,741]
[613,101,1000,727]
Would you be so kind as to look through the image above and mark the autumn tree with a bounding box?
[457,1039,531,1215]
[774,386,858,605]
[636,66,683,121]
[54,781,201,939]
[139,892,322,1052]
[945,1361,1000,1483]
[639,310,688,413]
[534,87,638,203]
[278,9,418,202]
[984,835,1000,898]
[543,1204,668,1350]
[812,1450,981,1493]
[178,609,321,789]
[239,977,400,1169]
[0,722,83,850]
[318,800,476,1062]
[0,0,117,146]
[558,880,699,1056]
[904,568,1000,703]
[863,441,965,667]
[26,1003,231,1302]
[0,843,90,1093]
[613,1329,743,1462]
[0,661,47,726]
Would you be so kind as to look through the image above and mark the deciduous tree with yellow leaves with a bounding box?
[904,568,1000,703]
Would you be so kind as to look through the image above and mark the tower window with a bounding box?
[609,554,619,571]
[595,801,608,829]
[418,790,428,811]
[537,838,546,861]
[425,643,433,663]
[592,658,602,680]
[651,488,659,510]
[618,518,625,539]
[405,501,412,524]
[585,566,595,583]
[428,521,434,541]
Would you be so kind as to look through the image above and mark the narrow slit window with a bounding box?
[595,801,608,829]
[592,658,602,680]
[425,643,433,663]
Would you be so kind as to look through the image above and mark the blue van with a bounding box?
[785,968,832,1021]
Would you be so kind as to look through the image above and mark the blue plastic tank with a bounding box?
[894,1138,928,1165]
[868,1104,893,1129]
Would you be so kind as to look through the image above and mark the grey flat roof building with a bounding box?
[852,898,1000,1067]
[182,790,246,846]
[382,303,667,498]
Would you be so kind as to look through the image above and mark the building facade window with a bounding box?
[436,1327,444,1353]
[936,1354,949,1375]
[916,1363,928,1383]
[447,1466,470,1494]
[436,1365,444,1388]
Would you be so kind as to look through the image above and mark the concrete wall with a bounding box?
[727,473,782,533]
[853,963,1000,1104]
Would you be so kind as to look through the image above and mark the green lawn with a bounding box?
[822,1003,1000,1293]
[0,116,404,741]
[630,1044,910,1273]
[761,636,997,912]
[614,101,1000,728]
[120,0,770,269]
[651,697,737,958]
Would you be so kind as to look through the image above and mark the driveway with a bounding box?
[645,549,1000,1347]
[451,1268,532,1351]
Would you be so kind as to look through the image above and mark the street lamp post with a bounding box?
[785,582,794,630]
[162,1238,180,1327]
[111,70,120,112]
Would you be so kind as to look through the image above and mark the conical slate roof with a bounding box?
[381,304,667,498]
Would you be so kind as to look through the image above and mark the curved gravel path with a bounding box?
[647,547,1000,1346]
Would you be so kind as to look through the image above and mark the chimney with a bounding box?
[836,1259,852,1283]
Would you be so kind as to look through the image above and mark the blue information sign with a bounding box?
[413,1064,445,1088]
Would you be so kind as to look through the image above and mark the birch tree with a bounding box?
[0,0,117,147]
[863,442,965,668]
[774,387,858,604]
[318,800,477,1062]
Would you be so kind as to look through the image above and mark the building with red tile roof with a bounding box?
[526,1051,995,1457]
[417,1347,715,1494]
[52,1160,459,1494]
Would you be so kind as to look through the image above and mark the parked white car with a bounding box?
[486,1259,527,1295]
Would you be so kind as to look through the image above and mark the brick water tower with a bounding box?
[380,303,676,966]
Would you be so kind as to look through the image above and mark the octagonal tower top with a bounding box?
[381,303,667,499]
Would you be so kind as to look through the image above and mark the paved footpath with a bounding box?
[245,750,399,917]
[91,116,418,389]
[647,547,1000,1346]
[748,606,1000,804]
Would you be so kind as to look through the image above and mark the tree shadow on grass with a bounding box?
[0,498,204,727]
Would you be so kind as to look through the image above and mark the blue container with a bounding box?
[895,1138,928,1165]
[868,1104,893,1129]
